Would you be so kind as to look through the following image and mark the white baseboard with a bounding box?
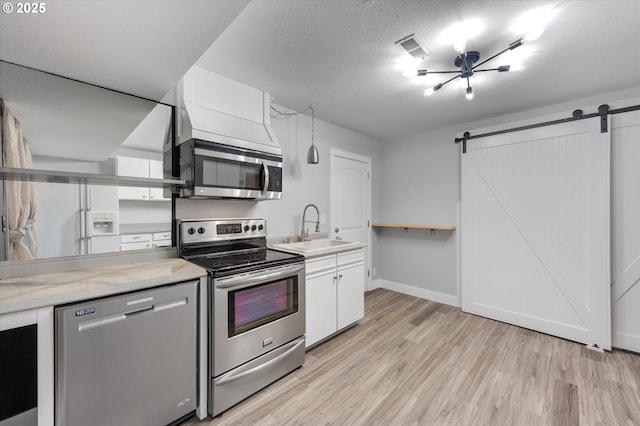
[368,279,382,291]
[613,332,640,353]
[372,279,459,307]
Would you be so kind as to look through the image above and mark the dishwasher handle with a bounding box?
[124,305,154,317]
[77,297,188,332]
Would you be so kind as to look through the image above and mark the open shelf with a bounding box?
[0,167,185,189]
[372,223,456,232]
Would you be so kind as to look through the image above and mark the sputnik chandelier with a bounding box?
[417,37,527,101]
[398,8,554,101]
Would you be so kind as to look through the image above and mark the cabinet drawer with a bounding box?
[120,233,152,243]
[337,248,364,268]
[305,255,336,278]
[120,242,153,251]
[153,232,171,241]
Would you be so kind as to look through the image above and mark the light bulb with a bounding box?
[453,39,466,53]
[509,63,525,72]
[423,83,443,97]
[523,26,545,43]
[466,86,474,100]
[402,69,417,78]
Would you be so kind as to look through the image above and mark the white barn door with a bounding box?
[461,118,611,349]
[611,109,640,352]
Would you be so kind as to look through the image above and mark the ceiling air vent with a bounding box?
[395,34,431,60]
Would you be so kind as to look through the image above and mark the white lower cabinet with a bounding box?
[336,250,366,329]
[306,256,338,347]
[305,248,365,348]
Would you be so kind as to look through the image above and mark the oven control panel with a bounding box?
[179,218,267,244]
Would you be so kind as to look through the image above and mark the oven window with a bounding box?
[228,277,298,337]
[200,157,262,190]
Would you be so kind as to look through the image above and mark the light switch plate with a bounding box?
[319,213,326,225]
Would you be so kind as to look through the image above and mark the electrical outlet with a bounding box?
[319,213,326,225]
[373,268,377,277]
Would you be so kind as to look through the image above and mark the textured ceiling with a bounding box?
[0,0,249,101]
[1,0,638,143]
[197,0,640,141]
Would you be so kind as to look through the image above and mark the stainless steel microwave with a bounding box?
[176,139,283,200]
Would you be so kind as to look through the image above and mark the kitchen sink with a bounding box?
[270,238,361,256]
[282,239,351,250]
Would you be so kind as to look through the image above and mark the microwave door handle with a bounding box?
[261,162,269,194]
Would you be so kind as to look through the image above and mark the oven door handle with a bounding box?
[214,263,304,289]
[215,338,305,385]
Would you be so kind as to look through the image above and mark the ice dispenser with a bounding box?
[86,211,119,236]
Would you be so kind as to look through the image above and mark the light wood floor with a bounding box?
[186,288,640,425]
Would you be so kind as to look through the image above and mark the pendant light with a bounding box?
[307,105,319,164]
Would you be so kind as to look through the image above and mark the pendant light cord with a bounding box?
[270,104,319,164]
[270,104,315,145]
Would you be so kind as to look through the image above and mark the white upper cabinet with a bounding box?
[116,156,169,201]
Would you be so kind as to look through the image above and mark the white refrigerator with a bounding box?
[33,182,120,258]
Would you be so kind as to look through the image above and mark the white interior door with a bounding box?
[461,117,611,349]
[611,109,640,352]
[330,148,372,289]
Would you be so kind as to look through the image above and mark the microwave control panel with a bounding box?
[267,166,282,191]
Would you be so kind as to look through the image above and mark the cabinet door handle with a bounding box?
[338,274,343,279]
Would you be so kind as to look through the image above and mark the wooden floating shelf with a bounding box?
[372,223,456,231]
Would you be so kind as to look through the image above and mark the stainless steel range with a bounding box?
[178,218,305,417]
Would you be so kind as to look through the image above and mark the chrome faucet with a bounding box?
[301,204,320,241]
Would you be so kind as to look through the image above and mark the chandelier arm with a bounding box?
[439,74,462,88]
[417,70,461,74]
[472,38,524,70]
[472,47,511,70]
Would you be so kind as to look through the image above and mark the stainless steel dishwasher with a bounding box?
[55,280,198,426]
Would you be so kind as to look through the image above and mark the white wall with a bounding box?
[374,125,460,301]
[118,200,171,225]
[175,104,382,241]
[376,86,640,305]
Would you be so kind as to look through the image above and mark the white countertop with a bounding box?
[269,239,366,259]
[0,258,206,315]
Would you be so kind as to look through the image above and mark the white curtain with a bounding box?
[2,104,37,260]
